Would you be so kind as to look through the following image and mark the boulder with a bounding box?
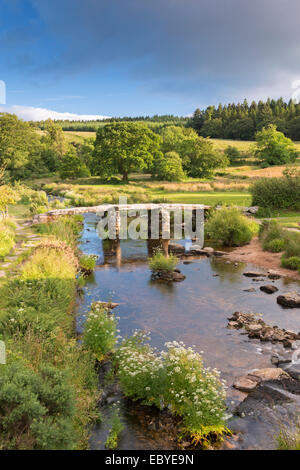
[243,288,256,292]
[214,250,227,257]
[243,271,266,278]
[203,247,215,254]
[168,243,185,254]
[268,270,281,280]
[233,376,260,392]
[151,270,186,283]
[260,285,279,294]
[247,206,259,214]
[277,292,300,308]
[247,323,263,333]
[282,363,300,381]
[250,368,288,382]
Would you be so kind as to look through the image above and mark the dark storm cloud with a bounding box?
[16,0,300,101]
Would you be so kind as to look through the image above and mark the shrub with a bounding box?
[205,206,259,246]
[283,232,300,258]
[281,256,300,270]
[82,303,118,361]
[0,362,76,450]
[264,238,285,253]
[259,220,286,252]
[79,254,97,274]
[148,250,178,272]
[250,170,300,210]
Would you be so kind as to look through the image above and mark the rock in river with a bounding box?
[260,285,278,294]
[243,271,266,278]
[277,292,300,308]
[168,243,185,254]
[151,270,186,283]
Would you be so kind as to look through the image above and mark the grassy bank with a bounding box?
[0,215,99,450]
[0,218,16,259]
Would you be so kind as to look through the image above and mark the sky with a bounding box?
[0,0,300,120]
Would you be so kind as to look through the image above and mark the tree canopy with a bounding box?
[93,122,162,181]
[254,125,298,166]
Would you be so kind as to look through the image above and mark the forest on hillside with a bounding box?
[34,99,300,141]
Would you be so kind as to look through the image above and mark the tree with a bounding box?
[93,122,162,181]
[59,149,90,179]
[224,145,241,164]
[41,119,68,159]
[0,113,42,179]
[185,137,229,178]
[152,151,185,181]
[254,125,298,165]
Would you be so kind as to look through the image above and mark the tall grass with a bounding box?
[0,218,16,258]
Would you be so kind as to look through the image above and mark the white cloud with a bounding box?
[0,105,109,121]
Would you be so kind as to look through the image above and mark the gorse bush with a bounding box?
[114,332,227,444]
[0,362,76,450]
[205,206,259,246]
[148,250,178,272]
[82,303,118,361]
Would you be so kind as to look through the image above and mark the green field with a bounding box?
[150,190,252,206]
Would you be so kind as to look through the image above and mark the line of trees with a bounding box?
[189,98,300,141]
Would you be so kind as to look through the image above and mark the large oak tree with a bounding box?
[93,122,162,181]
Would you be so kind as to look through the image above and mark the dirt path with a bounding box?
[225,237,300,280]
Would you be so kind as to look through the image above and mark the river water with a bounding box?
[77,214,300,450]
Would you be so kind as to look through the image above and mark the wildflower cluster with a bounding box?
[82,303,118,360]
[114,331,165,407]
[163,341,227,441]
[114,333,227,441]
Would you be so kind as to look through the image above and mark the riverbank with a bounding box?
[225,237,300,280]
[0,212,99,450]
